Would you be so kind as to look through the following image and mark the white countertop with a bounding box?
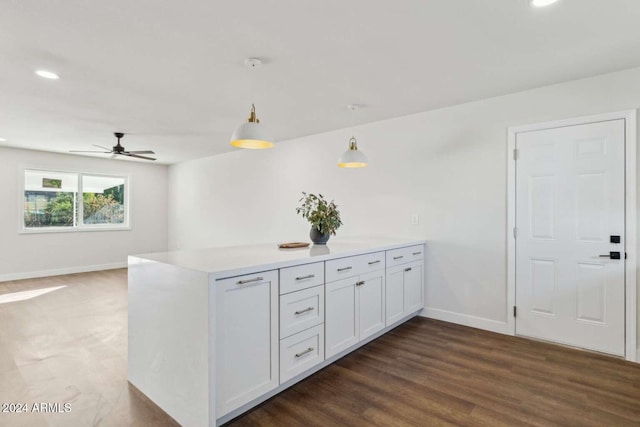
[130,237,426,278]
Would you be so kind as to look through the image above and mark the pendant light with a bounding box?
[230,58,274,149]
[338,104,368,168]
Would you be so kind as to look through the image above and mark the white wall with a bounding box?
[168,67,640,345]
[0,147,168,280]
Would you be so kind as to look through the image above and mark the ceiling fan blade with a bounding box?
[92,144,113,151]
[70,150,111,153]
[123,153,157,161]
[125,150,155,154]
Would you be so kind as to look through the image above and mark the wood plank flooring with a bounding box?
[1,269,639,426]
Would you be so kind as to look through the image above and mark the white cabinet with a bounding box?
[385,260,424,326]
[129,239,425,426]
[215,270,279,417]
[325,268,385,359]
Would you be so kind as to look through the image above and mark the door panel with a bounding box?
[530,259,556,315]
[385,266,405,326]
[575,262,606,324]
[215,271,279,416]
[515,119,625,356]
[404,262,424,314]
[325,278,358,359]
[358,271,385,341]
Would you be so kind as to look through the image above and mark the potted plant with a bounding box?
[296,192,342,244]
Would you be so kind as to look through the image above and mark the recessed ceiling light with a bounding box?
[531,0,560,7]
[35,70,60,80]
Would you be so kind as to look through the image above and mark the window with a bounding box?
[23,169,128,231]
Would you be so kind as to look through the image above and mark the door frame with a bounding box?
[507,110,637,362]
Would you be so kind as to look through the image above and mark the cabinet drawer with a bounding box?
[360,251,385,273]
[280,324,324,384]
[280,285,324,339]
[280,262,325,295]
[386,245,424,267]
[325,255,364,282]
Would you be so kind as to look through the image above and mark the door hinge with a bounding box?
[513,227,518,239]
[513,148,520,160]
[513,306,517,317]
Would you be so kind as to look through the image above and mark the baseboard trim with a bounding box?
[420,307,509,335]
[0,262,127,282]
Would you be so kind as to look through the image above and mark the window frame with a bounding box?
[20,167,131,234]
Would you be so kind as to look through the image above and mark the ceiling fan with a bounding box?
[70,132,156,161]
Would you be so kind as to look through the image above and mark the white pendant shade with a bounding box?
[230,122,274,149]
[338,136,368,168]
[230,103,274,149]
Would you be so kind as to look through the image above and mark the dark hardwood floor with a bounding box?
[1,270,639,426]
[228,317,640,426]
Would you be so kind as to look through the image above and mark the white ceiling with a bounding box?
[2,0,640,164]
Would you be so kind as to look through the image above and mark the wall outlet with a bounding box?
[411,214,419,225]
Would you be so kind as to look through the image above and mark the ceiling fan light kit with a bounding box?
[230,58,274,149]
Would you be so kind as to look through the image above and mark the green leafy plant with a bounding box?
[296,192,343,236]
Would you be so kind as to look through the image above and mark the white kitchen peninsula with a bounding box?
[128,238,426,426]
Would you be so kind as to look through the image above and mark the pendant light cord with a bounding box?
[349,104,357,141]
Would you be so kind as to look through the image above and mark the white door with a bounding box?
[515,119,625,356]
[358,271,385,340]
[325,277,359,358]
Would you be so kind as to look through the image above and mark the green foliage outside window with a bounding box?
[24,184,125,228]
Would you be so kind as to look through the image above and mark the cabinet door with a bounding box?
[325,277,359,359]
[385,265,405,326]
[358,271,385,341]
[216,271,279,417]
[404,262,424,314]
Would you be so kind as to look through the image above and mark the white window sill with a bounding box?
[20,226,132,235]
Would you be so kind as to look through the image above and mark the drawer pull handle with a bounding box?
[294,307,314,315]
[295,274,315,281]
[412,251,422,255]
[295,347,314,358]
[405,267,412,272]
[337,266,353,272]
[237,276,264,285]
[356,280,365,287]
[368,260,381,265]
[393,256,404,260]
